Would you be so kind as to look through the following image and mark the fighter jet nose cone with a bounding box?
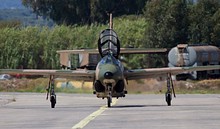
[104,72,113,79]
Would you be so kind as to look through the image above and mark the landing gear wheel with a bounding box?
[107,97,112,107]
[166,93,172,106]
[50,95,56,108]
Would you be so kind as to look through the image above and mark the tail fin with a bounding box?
[109,13,113,29]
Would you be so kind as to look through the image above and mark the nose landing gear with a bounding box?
[107,84,112,107]
[46,75,56,108]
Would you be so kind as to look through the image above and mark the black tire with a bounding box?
[166,94,171,106]
[107,97,111,107]
[51,96,56,108]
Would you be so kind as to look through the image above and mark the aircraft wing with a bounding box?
[124,65,220,80]
[0,69,95,81]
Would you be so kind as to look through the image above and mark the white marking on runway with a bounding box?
[72,98,118,129]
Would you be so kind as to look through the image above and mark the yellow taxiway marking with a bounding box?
[72,98,118,129]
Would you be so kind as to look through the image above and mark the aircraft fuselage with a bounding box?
[94,54,127,98]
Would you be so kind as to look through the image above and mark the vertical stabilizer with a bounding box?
[109,13,113,29]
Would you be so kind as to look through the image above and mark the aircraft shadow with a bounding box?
[111,104,165,108]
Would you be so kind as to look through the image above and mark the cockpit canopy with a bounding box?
[98,29,120,59]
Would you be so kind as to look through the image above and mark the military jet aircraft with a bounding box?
[1,14,220,108]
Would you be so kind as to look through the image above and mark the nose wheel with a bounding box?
[107,84,112,107]
[107,96,112,107]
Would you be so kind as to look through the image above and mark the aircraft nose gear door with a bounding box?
[98,29,120,59]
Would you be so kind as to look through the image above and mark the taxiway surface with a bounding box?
[0,93,220,129]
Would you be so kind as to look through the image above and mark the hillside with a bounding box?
[0,0,54,26]
[0,0,24,9]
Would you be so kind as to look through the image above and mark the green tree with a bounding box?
[22,0,148,25]
[22,0,91,25]
[188,0,220,46]
[143,0,189,48]
[211,8,220,47]
[0,17,148,69]
[142,0,189,68]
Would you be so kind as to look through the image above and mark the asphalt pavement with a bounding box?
[0,93,220,129]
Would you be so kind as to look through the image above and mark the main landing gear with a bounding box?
[46,75,56,108]
[165,73,176,106]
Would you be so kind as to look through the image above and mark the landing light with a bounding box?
[104,72,113,79]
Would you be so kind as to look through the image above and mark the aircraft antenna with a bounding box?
[109,13,113,29]
[109,13,113,52]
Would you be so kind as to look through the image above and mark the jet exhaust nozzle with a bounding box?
[104,72,113,79]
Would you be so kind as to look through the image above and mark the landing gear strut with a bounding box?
[165,73,176,106]
[46,75,56,108]
[107,84,112,107]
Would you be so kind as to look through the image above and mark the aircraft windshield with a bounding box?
[100,54,119,65]
[98,29,120,58]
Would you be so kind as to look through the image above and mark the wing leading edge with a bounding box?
[0,69,95,81]
[124,65,220,80]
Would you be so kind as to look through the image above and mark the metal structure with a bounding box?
[57,48,167,70]
[168,44,220,80]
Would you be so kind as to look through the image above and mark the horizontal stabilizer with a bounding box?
[57,48,167,54]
